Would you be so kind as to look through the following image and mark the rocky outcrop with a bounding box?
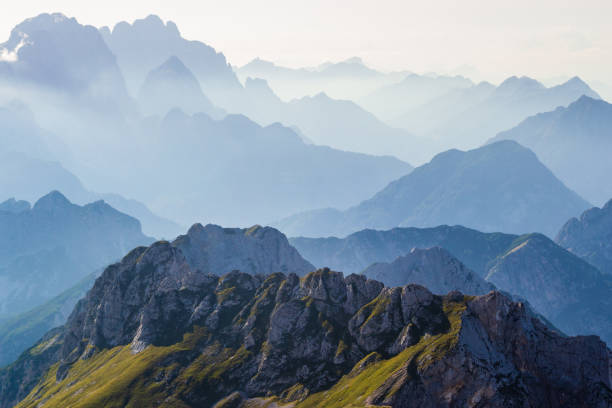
[174,223,315,276]
[363,247,495,295]
[486,233,612,344]
[556,198,612,275]
[2,238,610,408]
[294,225,612,346]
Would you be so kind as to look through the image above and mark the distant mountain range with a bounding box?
[0,13,131,111]
[236,56,409,101]
[100,14,242,108]
[122,109,411,227]
[0,222,313,369]
[1,14,416,229]
[358,73,474,121]
[491,95,612,205]
[0,272,97,367]
[238,78,424,162]
[1,239,609,407]
[362,247,495,295]
[276,140,590,237]
[0,149,182,239]
[138,56,224,119]
[391,76,600,152]
[0,191,152,319]
[291,223,612,345]
[486,233,612,343]
[290,225,516,275]
[556,198,612,275]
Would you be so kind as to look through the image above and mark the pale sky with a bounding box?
[2,0,612,85]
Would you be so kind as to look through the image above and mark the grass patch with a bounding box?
[294,297,467,408]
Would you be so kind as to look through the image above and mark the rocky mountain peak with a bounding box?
[3,248,609,407]
[173,223,315,276]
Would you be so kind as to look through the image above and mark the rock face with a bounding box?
[363,247,495,295]
[1,240,609,407]
[293,225,612,346]
[290,225,517,276]
[556,198,612,275]
[0,191,153,319]
[276,140,591,238]
[173,223,315,277]
[0,222,310,370]
[486,233,612,344]
[492,96,612,204]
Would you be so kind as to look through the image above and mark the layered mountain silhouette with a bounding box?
[0,272,97,367]
[291,225,516,275]
[359,73,474,121]
[491,95,612,204]
[121,109,411,227]
[0,223,312,369]
[556,198,612,275]
[236,56,408,101]
[2,14,415,231]
[0,13,138,172]
[276,140,590,237]
[486,233,612,343]
[362,247,495,295]
[100,15,242,109]
[138,56,224,119]
[292,224,612,345]
[0,198,30,214]
[0,13,130,108]
[0,152,90,204]
[1,240,609,407]
[237,78,424,163]
[0,191,152,319]
[0,151,181,238]
[0,102,70,162]
[391,76,600,150]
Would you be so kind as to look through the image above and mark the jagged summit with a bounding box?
[1,238,609,407]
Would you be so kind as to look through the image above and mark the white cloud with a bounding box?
[0,34,29,62]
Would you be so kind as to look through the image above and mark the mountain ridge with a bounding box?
[276,140,590,237]
[1,251,609,407]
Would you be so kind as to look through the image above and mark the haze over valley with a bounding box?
[0,4,611,407]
